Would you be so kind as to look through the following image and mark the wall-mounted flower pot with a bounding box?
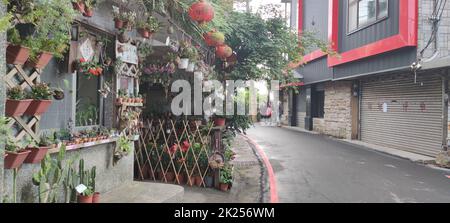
[178,58,189,69]
[83,8,94,17]
[214,118,226,127]
[5,99,32,117]
[24,146,50,164]
[24,100,52,116]
[53,90,65,100]
[138,28,152,39]
[72,1,86,13]
[4,150,31,169]
[6,45,30,65]
[186,62,195,72]
[78,195,93,203]
[26,52,53,70]
[219,183,229,192]
[92,192,100,203]
[114,18,124,29]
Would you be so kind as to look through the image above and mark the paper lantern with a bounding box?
[204,30,225,47]
[216,45,233,60]
[189,0,214,26]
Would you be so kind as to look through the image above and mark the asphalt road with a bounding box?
[246,125,450,203]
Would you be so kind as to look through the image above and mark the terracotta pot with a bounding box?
[187,176,196,187]
[175,174,185,185]
[78,195,93,203]
[92,192,100,203]
[214,118,226,127]
[4,150,31,169]
[26,52,53,69]
[24,146,49,164]
[6,45,31,65]
[72,2,86,13]
[116,98,123,104]
[138,28,152,39]
[219,183,229,192]
[194,176,203,187]
[114,18,124,29]
[24,100,52,116]
[83,8,94,17]
[165,171,175,182]
[5,99,32,117]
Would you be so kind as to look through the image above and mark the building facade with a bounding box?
[291,0,450,158]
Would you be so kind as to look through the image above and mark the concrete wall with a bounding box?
[2,142,134,203]
[418,0,450,59]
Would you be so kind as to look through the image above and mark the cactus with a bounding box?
[91,166,96,192]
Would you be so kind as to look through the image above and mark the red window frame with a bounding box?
[297,0,418,67]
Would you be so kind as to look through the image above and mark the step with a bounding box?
[101,181,184,203]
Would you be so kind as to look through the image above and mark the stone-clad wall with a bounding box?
[418,0,450,59]
[0,1,6,202]
[314,81,353,139]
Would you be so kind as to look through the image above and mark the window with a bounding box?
[312,91,325,119]
[348,0,388,32]
[76,74,101,126]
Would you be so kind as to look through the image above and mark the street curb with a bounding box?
[241,134,279,203]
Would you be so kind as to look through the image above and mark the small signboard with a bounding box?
[116,41,138,65]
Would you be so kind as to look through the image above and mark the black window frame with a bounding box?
[347,0,389,34]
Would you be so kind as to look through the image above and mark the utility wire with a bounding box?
[419,0,448,57]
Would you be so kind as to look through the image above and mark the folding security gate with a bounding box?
[360,73,444,157]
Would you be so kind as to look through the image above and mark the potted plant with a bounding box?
[24,133,53,164]
[5,86,32,117]
[18,0,77,69]
[53,88,65,100]
[213,115,226,127]
[83,0,97,17]
[25,83,53,116]
[76,58,103,79]
[137,15,161,39]
[6,28,31,65]
[178,41,196,70]
[219,165,233,192]
[78,187,94,203]
[72,0,86,13]
[4,137,31,169]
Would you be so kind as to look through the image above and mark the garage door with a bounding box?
[360,73,443,157]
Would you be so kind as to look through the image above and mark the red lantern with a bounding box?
[204,30,225,47]
[189,0,214,26]
[216,45,233,60]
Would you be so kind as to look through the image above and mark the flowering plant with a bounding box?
[143,63,176,76]
[77,58,104,79]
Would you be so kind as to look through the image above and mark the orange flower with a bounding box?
[96,67,103,74]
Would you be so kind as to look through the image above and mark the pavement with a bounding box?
[101,181,184,203]
[246,125,450,203]
[182,134,264,203]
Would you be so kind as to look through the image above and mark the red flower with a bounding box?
[96,67,103,74]
[181,140,190,153]
[88,68,98,75]
[168,144,178,156]
[80,58,86,63]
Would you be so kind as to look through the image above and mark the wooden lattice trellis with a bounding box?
[135,119,215,187]
[3,64,42,142]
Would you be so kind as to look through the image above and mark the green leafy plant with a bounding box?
[7,86,25,100]
[84,0,98,9]
[137,15,162,32]
[219,164,233,185]
[30,83,53,100]
[39,133,55,147]
[114,134,132,161]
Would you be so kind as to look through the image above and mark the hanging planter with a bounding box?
[72,0,86,13]
[204,30,225,47]
[178,58,189,70]
[137,15,161,39]
[114,18,124,29]
[24,83,54,116]
[6,44,31,65]
[137,28,152,39]
[24,147,50,164]
[189,0,215,26]
[26,51,54,70]
[216,45,233,60]
[186,62,195,72]
[4,150,31,169]
[5,99,32,117]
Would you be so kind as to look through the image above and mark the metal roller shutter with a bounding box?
[360,73,443,157]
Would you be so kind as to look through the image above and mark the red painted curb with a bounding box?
[242,135,279,203]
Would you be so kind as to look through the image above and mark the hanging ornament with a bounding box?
[204,30,225,47]
[188,0,215,26]
[216,45,233,60]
